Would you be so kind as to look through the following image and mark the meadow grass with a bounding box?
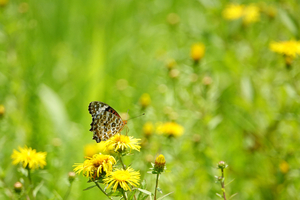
[1,0,300,199]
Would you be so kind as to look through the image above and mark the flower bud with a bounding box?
[167,13,180,25]
[14,182,23,193]
[0,105,5,117]
[284,55,293,69]
[202,76,212,86]
[190,43,205,63]
[279,161,289,174]
[139,93,151,109]
[217,176,223,182]
[165,59,176,70]
[169,69,180,79]
[217,161,228,170]
[68,172,76,183]
[143,122,154,137]
[154,154,166,173]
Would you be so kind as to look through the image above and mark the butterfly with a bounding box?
[88,101,127,143]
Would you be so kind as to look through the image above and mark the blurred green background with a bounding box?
[1,0,300,199]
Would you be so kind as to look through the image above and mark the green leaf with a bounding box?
[241,76,253,102]
[19,167,28,177]
[278,9,299,36]
[216,193,223,199]
[225,178,235,186]
[229,193,238,199]
[140,180,147,189]
[141,195,149,200]
[33,181,44,197]
[137,188,152,200]
[128,189,137,200]
[83,185,97,191]
[107,190,122,197]
[157,192,173,200]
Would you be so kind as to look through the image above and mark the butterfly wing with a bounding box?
[88,101,125,143]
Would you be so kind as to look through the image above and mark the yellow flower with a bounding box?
[279,161,289,174]
[223,3,260,24]
[222,4,244,20]
[104,134,141,152]
[73,154,116,178]
[243,5,260,24]
[0,105,5,117]
[270,40,300,58]
[190,43,205,62]
[156,122,184,137]
[143,122,154,136]
[103,167,140,191]
[11,146,47,170]
[139,93,151,108]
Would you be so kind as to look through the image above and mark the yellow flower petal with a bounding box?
[11,146,47,170]
[104,167,140,192]
[104,134,141,152]
[270,40,300,58]
[73,154,116,178]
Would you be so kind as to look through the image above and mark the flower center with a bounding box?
[113,171,130,181]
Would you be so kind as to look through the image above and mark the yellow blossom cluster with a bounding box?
[223,3,260,24]
[156,122,184,137]
[75,134,142,191]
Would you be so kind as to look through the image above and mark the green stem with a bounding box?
[118,153,126,170]
[63,183,73,200]
[121,189,128,200]
[95,182,113,200]
[154,173,160,200]
[27,168,32,185]
[27,168,34,200]
[221,169,226,200]
[118,153,128,199]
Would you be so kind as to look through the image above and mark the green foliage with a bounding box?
[1,0,300,199]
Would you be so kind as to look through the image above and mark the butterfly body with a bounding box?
[88,101,127,143]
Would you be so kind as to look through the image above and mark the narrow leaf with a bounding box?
[83,185,97,191]
[229,193,238,199]
[225,178,235,186]
[137,188,152,200]
[128,189,137,200]
[216,193,223,198]
[33,181,44,197]
[157,192,173,200]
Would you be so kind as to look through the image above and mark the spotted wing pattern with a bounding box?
[88,101,126,143]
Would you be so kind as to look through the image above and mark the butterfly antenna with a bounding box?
[127,113,145,121]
